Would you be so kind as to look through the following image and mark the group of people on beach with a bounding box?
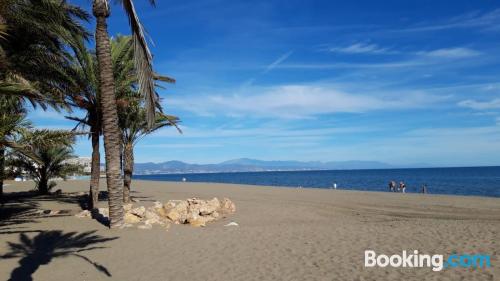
[388,181,406,193]
[388,181,428,193]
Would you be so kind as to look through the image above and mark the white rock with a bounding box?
[98,207,109,218]
[130,206,146,218]
[123,203,133,212]
[75,210,91,218]
[224,222,239,227]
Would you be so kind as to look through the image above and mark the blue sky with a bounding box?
[31,0,500,166]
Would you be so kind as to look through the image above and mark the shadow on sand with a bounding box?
[2,230,118,281]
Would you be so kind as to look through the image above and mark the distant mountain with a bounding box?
[133,158,424,175]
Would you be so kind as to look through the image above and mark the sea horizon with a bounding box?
[134,166,500,198]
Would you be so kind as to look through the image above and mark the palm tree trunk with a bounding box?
[93,0,123,228]
[123,143,133,203]
[38,170,48,195]
[88,131,100,210]
[0,147,5,202]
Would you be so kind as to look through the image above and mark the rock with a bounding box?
[200,197,220,215]
[220,198,236,214]
[124,213,142,224]
[144,210,162,224]
[155,207,167,218]
[224,222,239,227]
[164,200,189,224]
[48,210,61,216]
[188,217,207,227]
[130,206,146,218]
[188,214,218,227]
[54,189,62,196]
[75,210,91,218]
[98,207,109,218]
[123,203,133,212]
[131,198,140,203]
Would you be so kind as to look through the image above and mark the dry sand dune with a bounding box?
[1,180,499,281]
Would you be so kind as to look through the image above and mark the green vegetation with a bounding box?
[0,0,179,228]
[8,130,81,194]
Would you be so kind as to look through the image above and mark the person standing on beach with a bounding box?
[389,181,396,192]
[421,184,427,194]
[400,181,406,193]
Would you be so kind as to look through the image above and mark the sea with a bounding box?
[134,166,500,198]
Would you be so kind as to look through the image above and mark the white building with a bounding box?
[65,157,92,173]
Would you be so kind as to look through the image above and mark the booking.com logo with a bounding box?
[365,250,491,272]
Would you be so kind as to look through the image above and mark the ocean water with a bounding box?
[134,166,500,198]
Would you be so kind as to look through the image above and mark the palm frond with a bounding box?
[120,0,158,128]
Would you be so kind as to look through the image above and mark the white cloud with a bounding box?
[417,47,480,58]
[168,84,446,118]
[458,98,500,110]
[328,43,390,54]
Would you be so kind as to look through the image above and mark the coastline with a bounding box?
[1,180,499,280]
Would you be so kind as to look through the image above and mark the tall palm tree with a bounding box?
[92,0,166,227]
[120,103,180,203]
[8,130,80,194]
[66,35,136,210]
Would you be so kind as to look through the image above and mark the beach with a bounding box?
[1,180,499,281]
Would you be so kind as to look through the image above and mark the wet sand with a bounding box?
[1,180,499,281]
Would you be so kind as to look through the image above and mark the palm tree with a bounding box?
[0,0,89,108]
[92,0,167,227]
[66,35,135,210]
[120,103,180,203]
[0,95,30,199]
[8,130,80,194]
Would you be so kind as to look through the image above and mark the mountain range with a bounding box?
[134,158,429,174]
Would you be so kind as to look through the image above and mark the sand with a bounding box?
[1,179,499,281]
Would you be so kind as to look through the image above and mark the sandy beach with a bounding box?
[1,180,499,281]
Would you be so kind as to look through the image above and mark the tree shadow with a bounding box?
[1,230,118,281]
[0,198,42,231]
[0,192,74,233]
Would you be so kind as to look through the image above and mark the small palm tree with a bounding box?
[120,102,180,202]
[8,130,81,194]
[0,95,30,199]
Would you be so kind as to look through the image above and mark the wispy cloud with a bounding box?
[458,98,500,110]
[397,9,500,33]
[168,84,446,118]
[417,47,480,58]
[241,51,293,87]
[263,51,293,73]
[277,60,428,70]
[328,43,390,54]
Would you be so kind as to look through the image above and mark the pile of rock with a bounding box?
[76,197,236,229]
